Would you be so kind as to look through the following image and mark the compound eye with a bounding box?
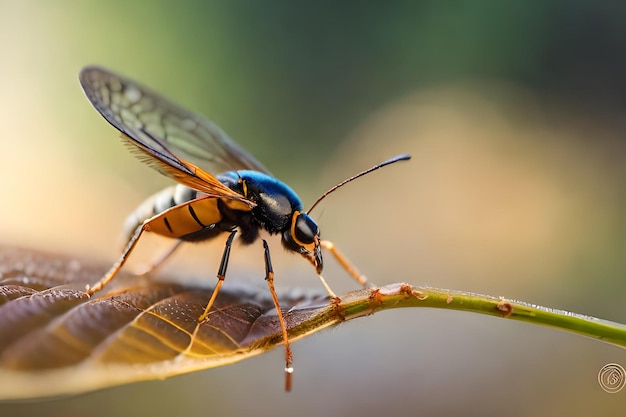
[294,213,318,245]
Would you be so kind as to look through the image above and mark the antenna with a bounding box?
[306,153,411,214]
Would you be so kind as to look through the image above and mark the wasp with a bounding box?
[79,66,410,390]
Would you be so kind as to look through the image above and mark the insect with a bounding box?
[79,66,410,390]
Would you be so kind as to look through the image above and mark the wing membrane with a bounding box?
[79,66,268,204]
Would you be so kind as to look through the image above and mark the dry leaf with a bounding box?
[0,246,330,400]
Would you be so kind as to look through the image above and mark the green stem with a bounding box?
[312,283,626,349]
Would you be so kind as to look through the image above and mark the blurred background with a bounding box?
[1,1,625,415]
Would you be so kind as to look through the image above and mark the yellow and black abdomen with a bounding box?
[122,184,228,243]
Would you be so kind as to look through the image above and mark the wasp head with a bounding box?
[282,211,323,274]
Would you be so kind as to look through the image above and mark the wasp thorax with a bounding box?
[218,170,305,233]
[256,192,294,232]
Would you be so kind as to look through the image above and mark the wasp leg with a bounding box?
[198,231,237,323]
[320,240,370,287]
[131,240,184,276]
[316,274,338,299]
[86,222,148,295]
[262,240,294,392]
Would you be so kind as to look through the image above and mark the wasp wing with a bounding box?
[79,66,267,204]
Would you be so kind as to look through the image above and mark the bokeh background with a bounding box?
[2,1,626,415]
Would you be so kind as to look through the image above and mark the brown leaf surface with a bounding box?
[0,246,332,400]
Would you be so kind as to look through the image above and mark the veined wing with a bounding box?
[79,66,267,204]
[79,66,270,175]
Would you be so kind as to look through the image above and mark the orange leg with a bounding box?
[262,240,293,392]
[131,239,184,276]
[86,222,148,295]
[320,239,370,287]
[198,231,237,323]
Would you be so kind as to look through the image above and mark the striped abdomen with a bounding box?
[122,184,230,243]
